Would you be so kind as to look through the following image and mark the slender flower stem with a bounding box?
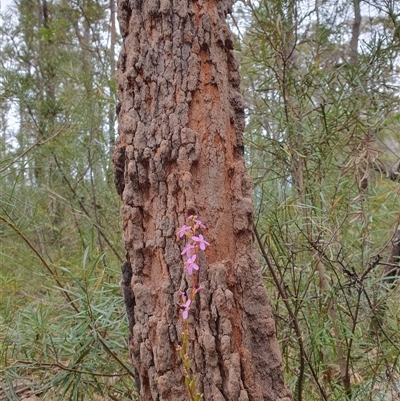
[176,216,208,401]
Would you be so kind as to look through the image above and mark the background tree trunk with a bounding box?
[114,0,291,400]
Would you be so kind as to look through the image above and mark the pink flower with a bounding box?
[182,299,191,319]
[192,234,210,251]
[186,254,199,275]
[195,219,206,229]
[181,243,195,257]
[176,225,191,238]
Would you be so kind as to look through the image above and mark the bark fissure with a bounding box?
[115,0,291,400]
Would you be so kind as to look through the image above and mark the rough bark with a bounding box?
[114,0,291,400]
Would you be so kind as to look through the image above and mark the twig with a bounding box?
[254,225,329,401]
[12,360,127,377]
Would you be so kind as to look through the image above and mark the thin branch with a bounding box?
[0,96,86,174]
[0,214,80,314]
[0,126,66,173]
[51,153,123,263]
[254,225,329,401]
[12,360,128,378]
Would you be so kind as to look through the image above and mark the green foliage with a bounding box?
[237,0,400,399]
[0,0,132,399]
[0,248,137,400]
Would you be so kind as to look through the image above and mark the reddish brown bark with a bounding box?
[114,0,291,400]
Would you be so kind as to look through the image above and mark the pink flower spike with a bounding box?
[192,234,210,251]
[176,225,191,238]
[181,243,195,256]
[182,299,191,319]
[187,215,195,221]
[195,220,206,229]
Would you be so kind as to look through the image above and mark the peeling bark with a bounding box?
[113,0,291,400]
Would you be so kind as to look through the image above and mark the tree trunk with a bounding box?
[114,0,291,400]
